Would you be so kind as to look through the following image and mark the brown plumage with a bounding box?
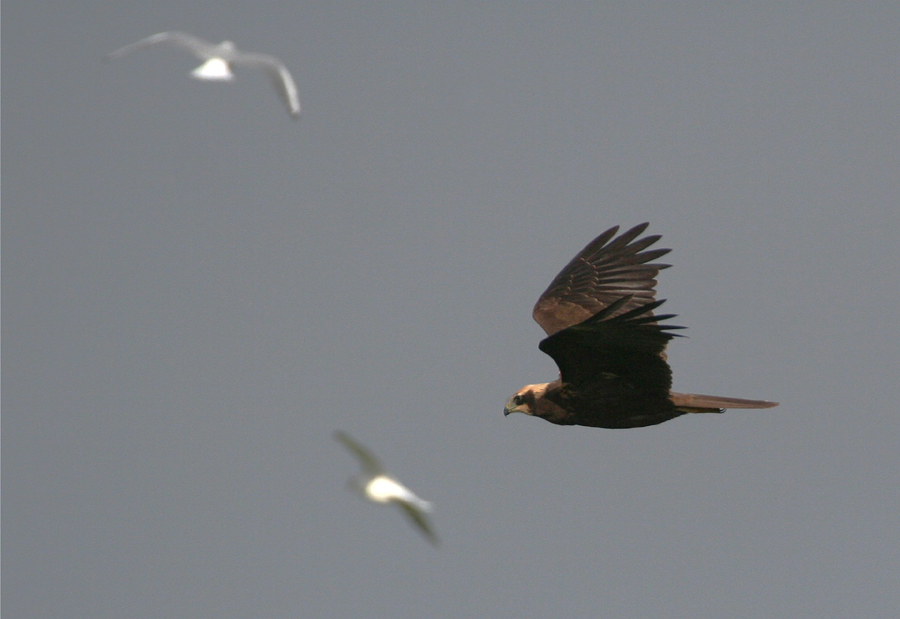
[504,223,777,429]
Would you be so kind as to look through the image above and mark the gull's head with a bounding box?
[346,475,367,496]
[504,383,549,417]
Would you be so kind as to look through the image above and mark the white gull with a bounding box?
[106,31,301,119]
[334,431,438,546]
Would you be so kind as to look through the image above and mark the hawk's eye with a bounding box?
[513,395,525,405]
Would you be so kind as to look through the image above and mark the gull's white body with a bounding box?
[334,431,438,545]
[364,475,434,513]
[106,31,301,119]
[191,58,233,81]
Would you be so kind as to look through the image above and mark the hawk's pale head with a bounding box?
[504,383,550,417]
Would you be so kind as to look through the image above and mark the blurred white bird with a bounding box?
[106,31,301,119]
[334,431,439,546]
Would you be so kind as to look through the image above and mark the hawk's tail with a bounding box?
[671,392,778,414]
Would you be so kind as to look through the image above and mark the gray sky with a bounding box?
[6,2,900,617]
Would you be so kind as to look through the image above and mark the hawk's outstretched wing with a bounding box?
[538,298,684,396]
[532,223,671,336]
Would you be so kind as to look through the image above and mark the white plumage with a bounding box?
[106,31,301,119]
[335,431,438,546]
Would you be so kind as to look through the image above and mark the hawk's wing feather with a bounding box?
[539,299,684,395]
[532,223,671,336]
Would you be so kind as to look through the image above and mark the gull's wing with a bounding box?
[233,52,301,118]
[105,31,215,61]
[532,223,671,336]
[396,500,439,546]
[334,431,383,474]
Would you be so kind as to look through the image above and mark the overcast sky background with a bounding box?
[6,2,900,618]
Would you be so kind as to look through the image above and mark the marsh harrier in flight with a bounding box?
[505,223,777,428]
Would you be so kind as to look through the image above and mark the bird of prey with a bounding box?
[504,223,778,429]
[106,31,301,119]
[334,431,438,546]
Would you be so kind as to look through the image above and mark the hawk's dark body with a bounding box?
[505,223,777,429]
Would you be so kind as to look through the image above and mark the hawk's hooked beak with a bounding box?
[504,396,524,416]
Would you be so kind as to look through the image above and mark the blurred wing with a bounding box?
[539,298,684,395]
[334,431,383,474]
[106,31,213,60]
[532,223,671,336]
[234,52,301,118]
[396,501,439,546]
